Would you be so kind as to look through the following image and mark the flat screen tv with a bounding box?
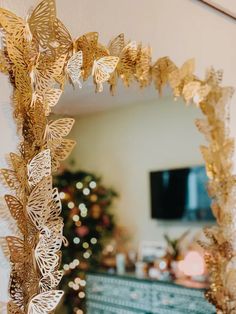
[150,166,214,221]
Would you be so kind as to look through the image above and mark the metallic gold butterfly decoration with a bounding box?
[92,56,119,92]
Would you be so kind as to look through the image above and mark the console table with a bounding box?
[86,272,215,313]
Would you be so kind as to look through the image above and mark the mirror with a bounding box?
[54,85,212,313]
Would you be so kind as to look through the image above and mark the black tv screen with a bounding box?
[150,166,214,221]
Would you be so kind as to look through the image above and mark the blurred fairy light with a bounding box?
[76,182,83,189]
[82,242,89,249]
[78,292,85,299]
[90,237,97,244]
[79,203,86,210]
[68,201,75,209]
[72,215,80,222]
[89,181,97,189]
[73,237,80,244]
[76,309,83,314]
[83,188,90,195]
[80,280,86,287]
[63,264,70,271]
[73,259,80,266]
[73,284,79,291]
[69,262,76,269]
[68,281,74,288]
[83,252,90,259]
[59,192,66,199]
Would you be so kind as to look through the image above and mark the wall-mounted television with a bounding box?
[150,166,214,221]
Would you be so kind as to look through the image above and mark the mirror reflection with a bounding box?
[54,86,214,313]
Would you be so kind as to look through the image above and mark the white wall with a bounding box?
[68,97,207,247]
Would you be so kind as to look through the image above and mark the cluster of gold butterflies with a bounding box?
[0,0,235,313]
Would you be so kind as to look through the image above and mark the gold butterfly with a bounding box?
[0,236,10,259]
[47,188,62,221]
[53,19,98,81]
[108,33,125,57]
[168,58,195,98]
[9,269,24,310]
[135,45,152,88]
[28,290,63,314]
[30,53,66,94]
[31,88,62,116]
[77,32,100,80]
[52,18,79,54]
[182,81,211,105]
[42,188,63,238]
[27,149,51,188]
[9,153,25,175]
[5,33,38,71]
[50,138,76,172]
[44,118,75,143]
[35,235,62,276]
[195,119,212,142]
[4,195,27,235]
[6,236,26,264]
[205,67,223,86]
[26,176,52,231]
[92,56,119,92]
[66,50,83,87]
[0,168,22,196]
[200,145,217,179]
[39,270,63,292]
[152,57,177,94]
[7,301,24,314]
[0,0,56,49]
[214,86,234,120]
[109,40,138,93]
[0,49,10,74]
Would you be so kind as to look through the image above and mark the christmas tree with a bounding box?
[54,170,117,314]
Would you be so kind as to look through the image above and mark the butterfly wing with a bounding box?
[33,54,66,93]
[51,139,76,172]
[4,195,26,235]
[8,301,24,314]
[66,51,83,86]
[6,236,25,264]
[35,235,62,276]
[108,33,125,57]
[0,8,24,35]
[152,57,177,94]
[26,176,52,230]
[93,56,119,92]
[28,0,56,49]
[9,270,24,310]
[28,290,63,314]
[76,32,98,80]
[27,149,51,188]
[44,118,75,142]
[118,41,138,86]
[0,168,21,194]
[39,270,63,292]
[53,18,73,54]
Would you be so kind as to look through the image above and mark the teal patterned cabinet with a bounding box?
[86,272,215,314]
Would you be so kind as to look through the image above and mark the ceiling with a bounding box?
[1,0,236,116]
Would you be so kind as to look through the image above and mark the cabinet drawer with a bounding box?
[86,274,151,312]
[151,283,215,314]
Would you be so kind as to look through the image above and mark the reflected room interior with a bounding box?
[53,81,215,314]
